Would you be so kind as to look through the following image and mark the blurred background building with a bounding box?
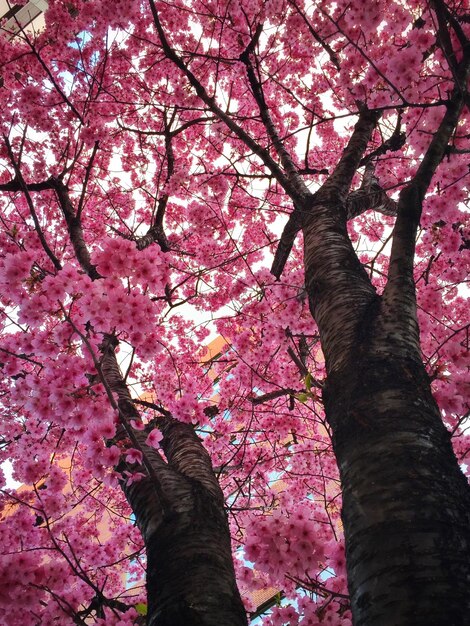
[1,0,47,37]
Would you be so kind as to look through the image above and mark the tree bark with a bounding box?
[301,184,470,622]
[127,426,248,626]
[301,180,470,625]
[298,39,470,619]
[99,336,247,626]
[302,185,470,626]
[323,341,470,626]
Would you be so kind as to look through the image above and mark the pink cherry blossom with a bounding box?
[145,429,163,449]
[125,448,143,465]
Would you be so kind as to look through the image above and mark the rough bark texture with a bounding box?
[301,187,470,625]
[300,106,470,625]
[303,198,470,623]
[99,336,248,626]
[296,52,470,619]
[52,177,102,280]
[323,340,470,626]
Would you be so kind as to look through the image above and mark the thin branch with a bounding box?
[445,146,470,155]
[147,0,302,200]
[346,162,398,220]
[50,177,101,280]
[287,346,310,378]
[287,0,340,70]
[409,69,469,200]
[23,36,84,124]
[2,136,62,271]
[248,388,299,405]
[0,347,42,368]
[135,115,174,251]
[133,397,172,418]
[359,112,406,167]
[431,0,468,74]
[270,200,305,280]
[76,141,99,220]
[117,114,216,137]
[239,24,310,198]
[323,7,408,105]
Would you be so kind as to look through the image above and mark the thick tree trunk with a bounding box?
[324,350,470,626]
[124,443,248,626]
[99,336,247,626]
[303,206,470,623]
[143,471,248,626]
[298,81,470,622]
[302,203,470,624]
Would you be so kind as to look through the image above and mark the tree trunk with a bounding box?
[302,207,470,623]
[298,88,470,623]
[304,200,470,626]
[99,336,247,626]
[124,439,248,626]
[324,349,470,626]
[143,474,248,626]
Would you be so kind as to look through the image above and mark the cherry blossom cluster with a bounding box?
[244,502,328,588]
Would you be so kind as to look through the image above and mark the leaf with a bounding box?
[305,372,313,392]
[135,603,148,616]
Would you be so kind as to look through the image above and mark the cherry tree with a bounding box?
[0,1,469,625]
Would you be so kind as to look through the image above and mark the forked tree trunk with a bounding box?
[297,83,470,624]
[129,421,248,626]
[99,336,247,626]
[302,207,470,623]
[301,189,470,624]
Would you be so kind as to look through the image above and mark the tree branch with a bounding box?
[270,200,306,279]
[22,34,84,124]
[287,0,340,70]
[158,418,225,503]
[431,0,468,74]
[384,39,470,334]
[2,137,62,271]
[271,107,382,278]
[0,179,54,192]
[0,173,100,279]
[147,0,302,200]
[50,177,101,280]
[248,388,299,405]
[239,24,310,199]
[135,116,174,252]
[76,141,99,220]
[359,112,406,167]
[346,162,398,219]
[324,104,381,200]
